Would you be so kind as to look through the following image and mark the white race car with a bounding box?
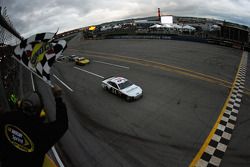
[68,54,79,61]
[102,77,143,101]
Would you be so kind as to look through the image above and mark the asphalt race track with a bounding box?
[35,33,250,167]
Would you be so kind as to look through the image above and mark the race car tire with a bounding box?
[102,84,108,90]
[112,89,117,94]
[125,96,132,102]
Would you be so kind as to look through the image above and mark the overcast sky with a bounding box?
[1,0,250,38]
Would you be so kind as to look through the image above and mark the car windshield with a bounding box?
[77,57,85,61]
[118,80,133,90]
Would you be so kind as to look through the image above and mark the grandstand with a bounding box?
[86,14,249,50]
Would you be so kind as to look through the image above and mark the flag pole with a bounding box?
[12,56,54,88]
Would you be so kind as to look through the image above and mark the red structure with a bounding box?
[158,8,161,20]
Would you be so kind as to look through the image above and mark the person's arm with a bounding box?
[42,85,68,150]
[54,96,68,132]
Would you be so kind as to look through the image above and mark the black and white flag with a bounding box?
[13,32,67,86]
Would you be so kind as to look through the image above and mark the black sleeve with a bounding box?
[42,97,68,151]
[54,97,68,131]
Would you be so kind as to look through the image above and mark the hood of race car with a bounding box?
[121,84,142,97]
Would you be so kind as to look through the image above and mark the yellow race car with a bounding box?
[75,57,90,66]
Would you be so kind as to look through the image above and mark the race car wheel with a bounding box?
[112,89,117,95]
[125,96,132,102]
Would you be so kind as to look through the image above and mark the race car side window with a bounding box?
[109,82,118,89]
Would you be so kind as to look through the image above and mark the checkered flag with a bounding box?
[12,32,67,86]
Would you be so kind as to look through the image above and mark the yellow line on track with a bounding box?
[189,51,246,167]
[43,154,58,167]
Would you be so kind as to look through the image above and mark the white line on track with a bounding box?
[53,74,74,92]
[52,146,65,167]
[30,73,36,91]
[73,66,105,79]
[93,60,130,69]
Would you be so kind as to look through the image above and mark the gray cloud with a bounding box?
[1,0,250,38]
